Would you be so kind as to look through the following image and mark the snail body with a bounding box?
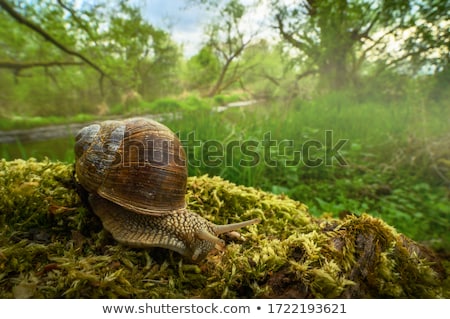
[75,118,259,261]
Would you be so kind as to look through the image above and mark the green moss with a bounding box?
[0,159,447,298]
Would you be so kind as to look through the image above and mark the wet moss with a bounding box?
[0,158,447,298]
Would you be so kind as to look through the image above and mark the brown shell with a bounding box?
[75,118,187,215]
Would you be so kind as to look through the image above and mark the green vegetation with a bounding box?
[168,93,449,252]
[0,159,447,298]
[0,0,448,299]
[2,92,448,254]
[1,0,447,117]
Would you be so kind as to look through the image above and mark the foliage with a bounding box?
[291,165,450,252]
[0,0,181,116]
[146,96,212,113]
[428,64,450,103]
[201,0,255,96]
[184,46,221,93]
[213,93,243,105]
[239,40,298,100]
[272,0,450,92]
[1,88,448,253]
[166,92,449,251]
[1,0,448,115]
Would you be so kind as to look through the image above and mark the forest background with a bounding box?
[0,0,449,255]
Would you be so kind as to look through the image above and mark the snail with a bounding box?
[74,117,260,261]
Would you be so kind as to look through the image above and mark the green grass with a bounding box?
[213,93,248,105]
[1,92,448,252]
[0,92,252,130]
[166,94,448,186]
[164,94,449,251]
[147,96,212,112]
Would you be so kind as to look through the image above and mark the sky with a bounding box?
[137,0,214,57]
[134,0,274,57]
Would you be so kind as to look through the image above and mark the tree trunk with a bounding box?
[316,0,352,91]
[207,58,231,97]
[319,48,349,91]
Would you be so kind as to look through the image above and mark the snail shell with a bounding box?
[75,118,259,261]
[74,118,187,215]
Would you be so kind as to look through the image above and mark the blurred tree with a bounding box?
[239,40,300,100]
[0,0,180,116]
[0,0,100,116]
[185,45,221,93]
[272,0,449,92]
[203,0,256,96]
[428,63,450,103]
[93,1,180,100]
[0,0,109,84]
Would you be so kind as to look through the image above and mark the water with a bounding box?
[0,101,259,162]
[1,136,75,162]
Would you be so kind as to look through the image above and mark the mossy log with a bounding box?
[0,159,447,298]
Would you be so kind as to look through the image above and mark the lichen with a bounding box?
[0,158,447,298]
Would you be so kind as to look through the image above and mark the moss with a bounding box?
[0,159,447,298]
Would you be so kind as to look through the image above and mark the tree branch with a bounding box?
[56,0,98,45]
[360,12,380,40]
[207,31,253,97]
[0,0,111,82]
[295,69,319,81]
[275,13,305,50]
[377,47,431,75]
[219,62,257,92]
[260,70,281,86]
[354,25,400,71]
[0,61,84,71]
[274,12,317,59]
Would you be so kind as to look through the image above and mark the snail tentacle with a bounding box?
[197,229,225,246]
[214,218,261,235]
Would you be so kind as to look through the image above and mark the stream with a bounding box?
[0,100,259,144]
[0,100,259,160]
